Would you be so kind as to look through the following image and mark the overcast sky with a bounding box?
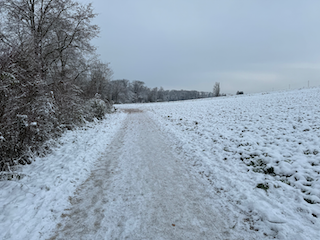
[79,0,320,93]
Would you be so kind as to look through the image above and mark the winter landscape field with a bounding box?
[1,87,319,239]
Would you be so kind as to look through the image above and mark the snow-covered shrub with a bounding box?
[91,99,107,119]
[0,83,55,171]
[85,94,112,121]
[0,51,61,171]
[0,71,113,173]
[0,0,114,174]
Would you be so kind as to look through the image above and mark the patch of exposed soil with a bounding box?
[121,108,143,114]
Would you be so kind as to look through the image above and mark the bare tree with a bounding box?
[0,0,99,81]
[131,80,145,103]
[82,61,113,99]
[0,0,107,172]
[110,79,131,103]
[213,82,220,97]
[150,87,158,102]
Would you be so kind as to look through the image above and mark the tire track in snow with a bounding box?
[49,111,238,239]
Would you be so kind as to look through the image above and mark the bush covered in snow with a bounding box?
[0,71,112,173]
[0,0,114,174]
[85,94,111,121]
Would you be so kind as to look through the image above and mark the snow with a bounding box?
[0,112,127,240]
[49,111,245,239]
[131,87,320,239]
[1,87,320,239]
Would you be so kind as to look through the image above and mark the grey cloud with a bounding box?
[80,0,320,93]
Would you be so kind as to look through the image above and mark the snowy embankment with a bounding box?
[0,112,127,240]
[136,88,320,239]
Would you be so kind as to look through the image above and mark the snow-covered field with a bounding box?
[0,112,127,240]
[1,87,319,239]
[135,87,320,239]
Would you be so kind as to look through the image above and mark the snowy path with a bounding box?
[49,110,233,240]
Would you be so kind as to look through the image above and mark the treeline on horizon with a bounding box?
[108,79,213,104]
[0,0,213,173]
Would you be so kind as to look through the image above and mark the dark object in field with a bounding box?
[236,91,244,95]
